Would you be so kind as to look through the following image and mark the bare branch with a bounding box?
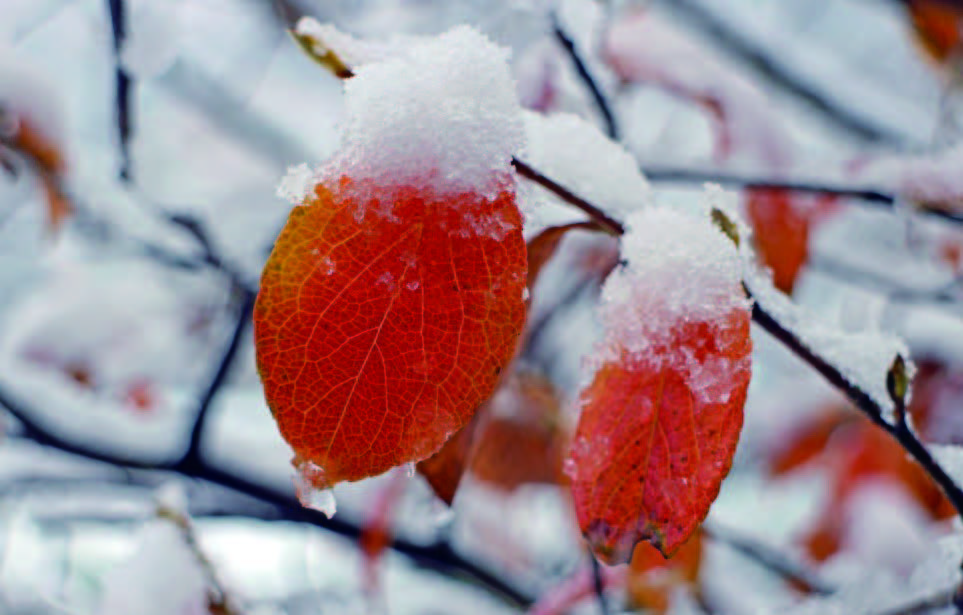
[0,384,536,608]
[645,166,963,228]
[106,0,133,181]
[702,522,834,595]
[661,0,907,144]
[551,13,619,140]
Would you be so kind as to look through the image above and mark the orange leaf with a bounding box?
[469,368,568,492]
[768,410,851,477]
[746,188,837,294]
[569,313,752,564]
[778,412,955,562]
[907,0,963,63]
[526,221,604,292]
[417,412,482,505]
[254,178,528,489]
[627,531,703,613]
[8,117,70,235]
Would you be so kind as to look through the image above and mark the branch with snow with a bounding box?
[511,158,963,526]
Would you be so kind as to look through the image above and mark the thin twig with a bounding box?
[702,522,834,595]
[644,166,963,228]
[0,385,535,608]
[588,549,611,615]
[106,0,133,181]
[876,586,956,615]
[551,13,619,140]
[750,296,963,520]
[182,286,256,464]
[808,255,963,306]
[512,158,624,235]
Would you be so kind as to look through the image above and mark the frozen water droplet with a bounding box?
[298,485,337,518]
[293,461,337,518]
[322,256,336,275]
[563,456,578,479]
[406,280,420,291]
[404,462,416,478]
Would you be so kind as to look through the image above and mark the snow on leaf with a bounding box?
[254,27,528,490]
[569,207,752,564]
[520,111,652,228]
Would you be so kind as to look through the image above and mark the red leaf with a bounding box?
[526,221,605,292]
[746,188,837,294]
[907,0,963,63]
[254,178,527,489]
[772,407,955,562]
[469,368,568,492]
[569,314,751,564]
[416,412,482,506]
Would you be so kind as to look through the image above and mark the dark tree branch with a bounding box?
[0,384,535,608]
[702,522,834,595]
[749,298,963,520]
[644,166,963,227]
[512,158,624,235]
[588,548,610,615]
[106,0,133,181]
[662,0,906,144]
[182,286,255,465]
[514,160,963,525]
[551,14,619,140]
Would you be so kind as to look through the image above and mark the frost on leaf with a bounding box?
[254,27,527,491]
[568,207,752,564]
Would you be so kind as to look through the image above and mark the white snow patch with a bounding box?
[276,162,314,205]
[599,206,747,357]
[520,110,652,228]
[294,460,338,518]
[99,519,207,615]
[746,266,912,421]
[296,25,523,207]
[860,143,963,211]
[120,0,184,78]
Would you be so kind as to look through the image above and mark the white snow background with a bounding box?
[2,0,963,614]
